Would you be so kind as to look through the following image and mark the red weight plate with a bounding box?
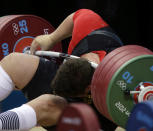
[92,46,152,119]
[92,51,142,119]
[0,15,62,60]
[57,103,100,131]
[91,46,152,120]
[91,46,143,114]
[98,51,152,121]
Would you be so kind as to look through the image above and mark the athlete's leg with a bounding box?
[0,52,40,89]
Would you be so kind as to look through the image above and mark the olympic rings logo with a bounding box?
[12,23,19,35]
[116,80,127,91]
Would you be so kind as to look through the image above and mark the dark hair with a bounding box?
[51,58,95,97]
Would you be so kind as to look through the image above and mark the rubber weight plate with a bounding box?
[91,46,153,122]
[91,45,153,117]
[0,15,62,60]
[107,54,153,127]
[100,49,153,121]
[57,103,100,131]
[99,53,153,126]
[126,101,153,131]
[91,47,145,121]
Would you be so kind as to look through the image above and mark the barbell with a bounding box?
[1,14,153,129]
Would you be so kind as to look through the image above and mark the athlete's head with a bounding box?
[51,58,95,98]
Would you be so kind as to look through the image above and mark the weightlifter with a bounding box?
[0,52,118,131]
[30,8,124,130]
[0,52,68,131]
[0,52,95,131]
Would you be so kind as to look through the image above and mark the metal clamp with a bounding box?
[124,82,153,103]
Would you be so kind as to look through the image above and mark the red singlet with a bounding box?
[68,9,108,61]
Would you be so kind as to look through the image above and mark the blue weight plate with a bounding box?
[126,101,153,131]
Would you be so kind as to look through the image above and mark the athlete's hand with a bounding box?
[30,34,55,54]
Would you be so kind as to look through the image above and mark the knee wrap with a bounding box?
[0,104,37,130]
[0,65,14,101]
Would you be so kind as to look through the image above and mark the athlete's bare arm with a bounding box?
[30,13,74,54]
[0,94,67,130]
[27,94,68,127]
